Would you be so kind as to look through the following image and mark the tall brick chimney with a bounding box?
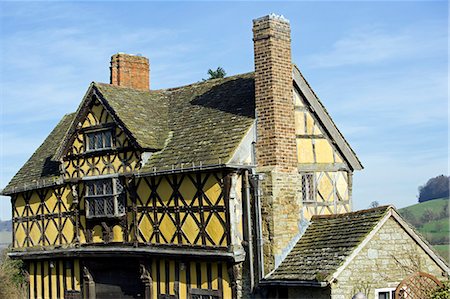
[253,14,301,275]
[110,53,150,90]
[253,14,297,172]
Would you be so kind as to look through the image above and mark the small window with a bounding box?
[301,173,315,203]
[190,288,221,299]
[85,178,125,218]
[375,288,396,299]
[85,130,113,151]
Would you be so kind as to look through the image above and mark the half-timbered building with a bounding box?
[2,13,448,299]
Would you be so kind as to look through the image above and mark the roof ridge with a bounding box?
[311,205,393,220]
[93,71,255,94]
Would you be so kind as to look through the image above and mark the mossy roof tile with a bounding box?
[2,73,255,194]
[267,206,390,282]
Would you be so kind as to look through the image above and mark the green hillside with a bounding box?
[399,198,449,263]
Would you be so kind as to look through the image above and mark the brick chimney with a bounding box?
[110,53,150,90]
[253,14,297,172]
[253,14,301,275]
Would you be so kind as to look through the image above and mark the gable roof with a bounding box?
[1,113,75,194]
[266,206,449,285]
[267,206,389,283]
[293,65,363,171]
[2,73,255,195]
[2,67,362,195]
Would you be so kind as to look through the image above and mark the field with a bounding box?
[399,198,449,263]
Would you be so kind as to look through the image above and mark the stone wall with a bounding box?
[331,217,448,299]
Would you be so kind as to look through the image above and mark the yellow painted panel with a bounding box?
[15,223,26,248]
[159,215,176,244]
[160,260,166,295]
[190,262,197,289]
[112,225,124,242]
[211,263,218,289]
[45,192,58,213]
[30,263,35,299]
[297,139,314,163]
[156,177,172,205]
[14,195,25,217]
[60,187,72,212]
[205,214,224,246]
[29,193,41,215]
[138,214,152,242]
[51,262,57,298]
[59,261,64,298]
[294,111,305,134]
[336,172,348,201]
[305,113,315,134]
[315,139,335,163]
[294,91,304,106]
[203,175,221,204]
[222,263,232,299]
[45,219,59,246]
[62,218,74,244]
[179,176,196,205]
[152,260,158,299]
[317,174,333,202]
[137,181,151,206]
[169,260,175,295]
[74,259,81,290]
[92,225,103,243]
[180,213,199,244]
[179,263,187,298]
[43,261,49,299]
[36,262,42,299]
[29,221,41,246]
[201,263,208,289]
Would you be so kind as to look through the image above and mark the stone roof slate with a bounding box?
[267,206,390,282]
[2,73,255,194]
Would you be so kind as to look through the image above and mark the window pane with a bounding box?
[105,197,114,215]
[378,292,389,299]
[104,131,112,148]
[88,134,95,150]
[104,180,113,195]
[87,184,94,196]
[96,132,103,149]
[95,197,104,216]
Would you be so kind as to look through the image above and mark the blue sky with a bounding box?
[0,1,447,220]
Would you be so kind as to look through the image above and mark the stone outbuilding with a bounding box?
[261,206,449,299]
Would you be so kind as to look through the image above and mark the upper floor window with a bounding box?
[85,178,125,218]
[301,173,315,203]
[85,129,113,151]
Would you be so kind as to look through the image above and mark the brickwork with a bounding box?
[252,15,302,277]
[253,14,297,172]
[110,53,150,90]
[330,217,447,299]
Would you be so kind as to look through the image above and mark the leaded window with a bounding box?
[85,129,113,151]
[85,178,125,218]
[301,173,315,203]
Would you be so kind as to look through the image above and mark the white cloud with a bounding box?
[306,22,446,68]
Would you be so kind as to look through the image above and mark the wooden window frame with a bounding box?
[85,178,125,218]
[375,288,396,299]
[301,173,316,203]
[84,128,114,152]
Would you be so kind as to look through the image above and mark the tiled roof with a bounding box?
[267,206,390,282]
[2,73,255,194]
[1,113,75,194]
